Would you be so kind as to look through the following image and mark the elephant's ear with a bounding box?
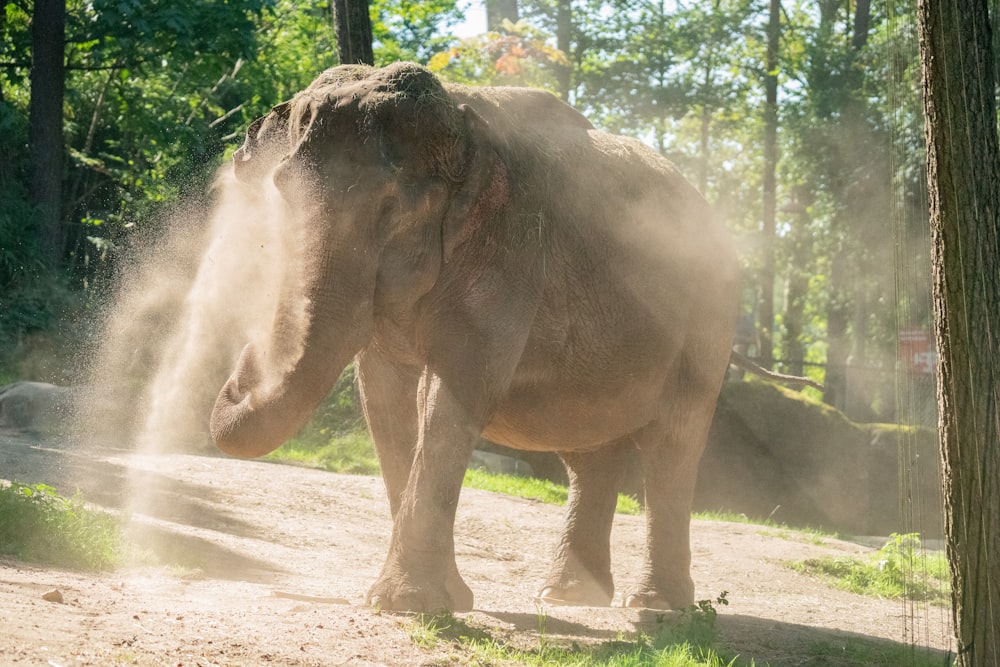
[441,104,510,263]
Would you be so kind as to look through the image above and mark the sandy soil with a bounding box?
[0,433,955,666]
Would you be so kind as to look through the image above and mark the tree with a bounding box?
[486,0,519,31]
[918,0,1000,662]
[758,0,779,370]
[371,0,462,64]
[332,0,374,65]
[28,0,65,270]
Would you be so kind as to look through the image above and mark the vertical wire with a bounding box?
[888,0,918,648]
[889,0,952,654]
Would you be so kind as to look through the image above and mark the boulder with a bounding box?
[697,381,942,537]
[0,381,76,436]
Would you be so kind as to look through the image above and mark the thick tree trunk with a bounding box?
[918,0,1000,663]
[486,0,518,31]
[28,0,66,270]
[330,0,373,66]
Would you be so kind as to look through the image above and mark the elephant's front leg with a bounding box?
[357,351,420,518]
[366,370,478,613]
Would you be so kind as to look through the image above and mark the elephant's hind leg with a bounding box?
[537,438,632,606]
[623,382,719,610]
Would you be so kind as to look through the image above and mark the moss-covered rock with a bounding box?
[696,381,942,536]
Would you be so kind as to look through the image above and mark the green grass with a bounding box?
[266,429,643,514]
[464,468,642,515]
[263,431,381,475]
[692,510,839,545]
[0,482,123,570]
[789,533,950,605]
[408,595,742,667]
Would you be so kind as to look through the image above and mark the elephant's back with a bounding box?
[445,84,594,139]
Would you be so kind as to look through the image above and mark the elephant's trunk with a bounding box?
[210,227,375,459]
[209,342,347,459]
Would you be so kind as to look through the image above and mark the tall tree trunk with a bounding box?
[758,0,780,370]
[918,0,1000,663]
[486,0,518,31]
[28,0,66,271]
[781,198,811,378]
[821,0,871,410]
[330,0,373,66]
[555,0,571,102]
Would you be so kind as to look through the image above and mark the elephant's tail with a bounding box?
[728,350,825,392]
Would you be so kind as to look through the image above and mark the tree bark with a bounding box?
[28,0,66,270]
[486,0,518,32]
[918,0,1000,663]
[330,0,373,66]
[555,0,571,102]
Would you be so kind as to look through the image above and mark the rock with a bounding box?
[41,589,64,604]
[0,382,76,436]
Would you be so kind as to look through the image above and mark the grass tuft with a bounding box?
[789,533,950,605]
[0,482,123,570]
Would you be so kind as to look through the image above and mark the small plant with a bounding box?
[789,533,950,605]
[0,482,123,570]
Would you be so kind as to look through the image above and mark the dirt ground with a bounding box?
[0,432,954,666]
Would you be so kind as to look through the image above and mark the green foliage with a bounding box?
[372,0,462,64]
[0,0,932,426]
[0,482,123,570]
[789,533,950,605]
[429,19,568,89]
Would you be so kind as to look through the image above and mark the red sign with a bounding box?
[899,327,935,375]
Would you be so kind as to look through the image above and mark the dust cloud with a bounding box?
[81,166,294,455]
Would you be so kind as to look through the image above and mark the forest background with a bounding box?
[0,0,930,424]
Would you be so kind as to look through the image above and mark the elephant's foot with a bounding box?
[535,572,613,607]
[622,575,694,610]
[366,571,473,613]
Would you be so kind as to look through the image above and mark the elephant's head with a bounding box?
[210,63,504,458]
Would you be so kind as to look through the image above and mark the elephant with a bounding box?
[210,62,741,613]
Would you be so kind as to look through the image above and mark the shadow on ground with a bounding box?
[475,608,951,666]
[0,433,281,581]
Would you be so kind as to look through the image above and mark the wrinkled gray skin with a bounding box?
[211,63,740,613]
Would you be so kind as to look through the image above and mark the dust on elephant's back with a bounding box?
[210,62,740,613]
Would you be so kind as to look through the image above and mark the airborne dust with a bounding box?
[83,167,301,456]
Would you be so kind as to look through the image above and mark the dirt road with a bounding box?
[0,435,954,665]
